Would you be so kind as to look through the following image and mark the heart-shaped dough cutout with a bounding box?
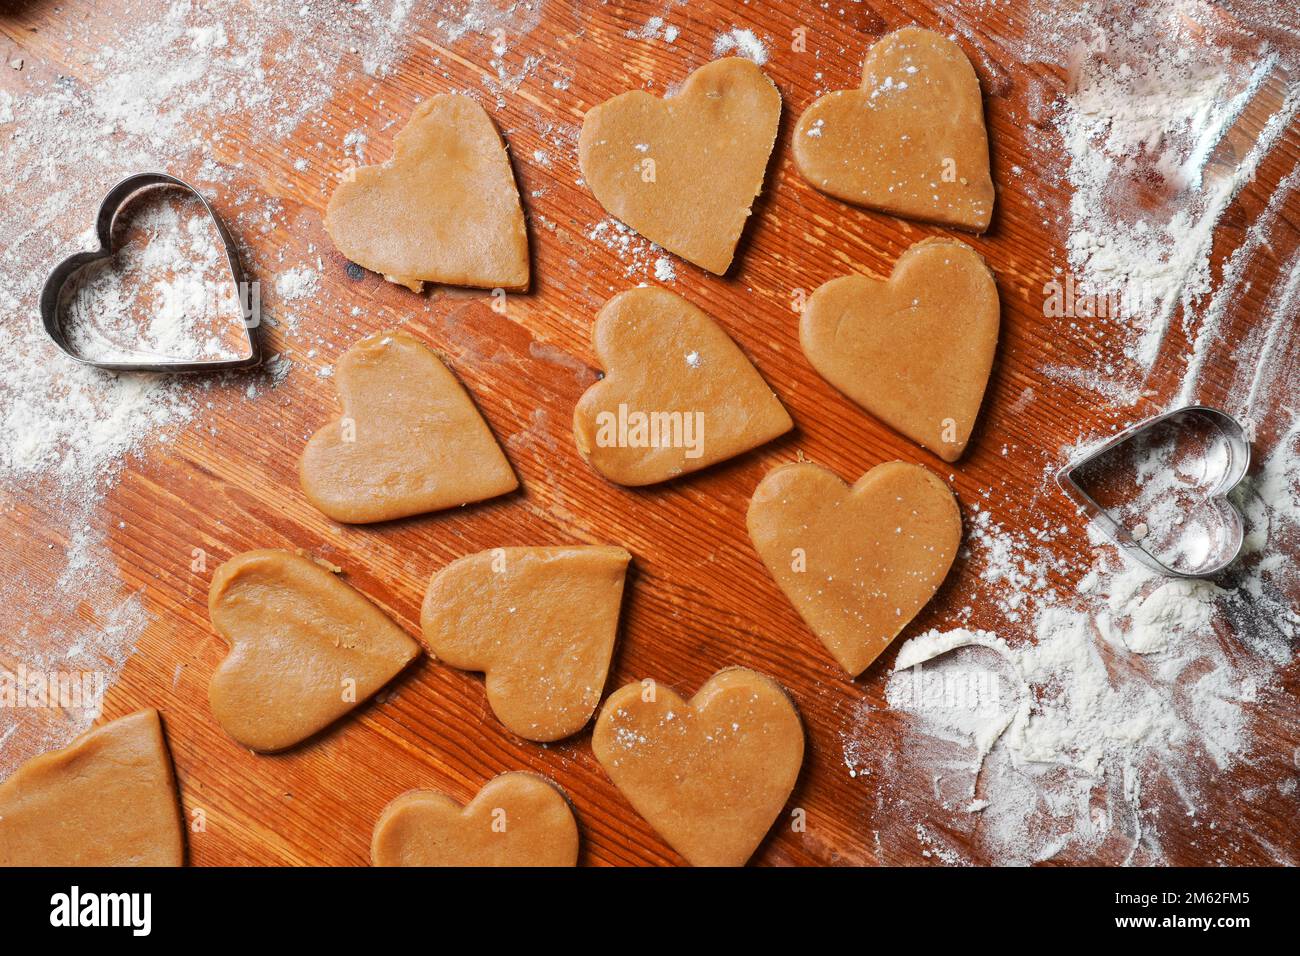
[208,549,421,752]
[592,667,803,867]
[747,460,961,677]
[325,94,529,293]
[421,546,631,741]
[372,772,578,867]
[793,27,994,232]
[573,287,793,485]
[579,58,781,274]
[0,710,184,866]
[801,237,999,462]
[300,330,518,524]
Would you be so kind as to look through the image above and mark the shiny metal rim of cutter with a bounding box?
[1056,405,1251,580]
[39,172,262,374]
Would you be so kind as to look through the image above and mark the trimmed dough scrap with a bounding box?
[800,237,999,462]
[300,330,518,524]
[747,460,962,677]
[793,27,994,232]
[0,709,185,866]
[372,772,579,867]
[325,94,529,293]
[579,58,782,274]
[207,549,421,752]
[573,287,793,485]
[592,667,804,867]
[421,546,631,741]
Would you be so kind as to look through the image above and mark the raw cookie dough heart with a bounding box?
[421,546,631,741]
[325,94,529,293]
[573,287,793,485]
[0,709,184,866]
[579,58,781,274]
[793,27,995,232]
[748,460,961,677]
[800,237,999,462]
[208,549,421,752]
[592,667,803,867]
[300,330,518,523]
[372,772,579,867]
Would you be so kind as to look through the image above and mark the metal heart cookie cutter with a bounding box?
[39,172,262,373]
[1057,405,1251,580]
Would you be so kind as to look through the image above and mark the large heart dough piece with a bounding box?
[300,330,518,523]
[208,549,420,751]
[574,287,792,485]
[592,667,803,867]
[579,58,781,274]
[747,461,961,677]
[326,94,529,293]
[801,237,999,462]
[421,546,631,741]
[0,709,185,866]
[793,27,994,231]
[372,772,578,867]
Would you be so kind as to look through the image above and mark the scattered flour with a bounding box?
[436,0,543,45]
[713,28,770,65]
[1051,2,1300,386]
[274,266,320,301]
[627,15,679,44]
[880,536,1265,865]
[587,217,671,279]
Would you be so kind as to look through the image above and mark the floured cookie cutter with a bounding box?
[39,172,262,373]
[1057,406,1251,579]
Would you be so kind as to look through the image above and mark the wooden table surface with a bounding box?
[2,0,1298,866]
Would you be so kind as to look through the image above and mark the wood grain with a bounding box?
[1,0,1297,866]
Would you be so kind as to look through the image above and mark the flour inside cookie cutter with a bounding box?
[39,172,262,373]
[1057,406,1251,579]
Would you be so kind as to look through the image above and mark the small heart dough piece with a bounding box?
[747,460,961,677]
[208,549,421,751]
[793,27,994,231]
[300,330,518,523]
[421,546,631,741]
[325,94,529,292]
[800,237,999,462]
[579,58,781,274]
[0,709,184,866]
[372,772,578,867]
[592,667,803,867]
[573,287,793,485]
